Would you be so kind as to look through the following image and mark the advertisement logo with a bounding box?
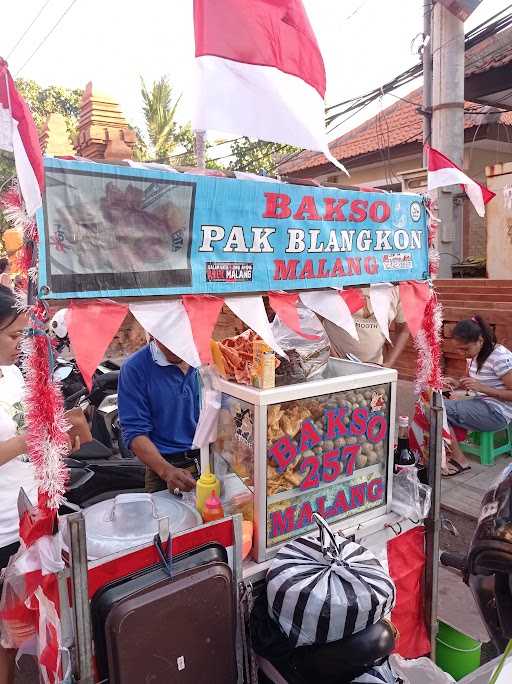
[382,253,413,271]
[410,201,422,222]
[206,262,253,282]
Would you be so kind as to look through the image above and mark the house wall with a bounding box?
[465,147,512,259]
[316,145,512,261]
[486,162,512,280]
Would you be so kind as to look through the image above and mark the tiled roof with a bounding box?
[279,26,512,176]
[278,91,512,174]
[465,25,512,76]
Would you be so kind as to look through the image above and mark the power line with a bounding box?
[6,0,52,60]
[16,0,79,75]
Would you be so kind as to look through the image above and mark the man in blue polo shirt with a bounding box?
[118,338,200,493]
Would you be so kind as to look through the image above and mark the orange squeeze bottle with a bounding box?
[201,490,225,523]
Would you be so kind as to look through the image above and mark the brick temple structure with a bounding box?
[74,82,137,162]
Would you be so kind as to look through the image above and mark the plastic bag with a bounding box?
[271,304,330,381]
[267,514,395,647]
[391,467,431,520]
[351,657,401,682]
[390,655,455,683]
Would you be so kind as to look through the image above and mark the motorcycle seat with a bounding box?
[250,593,395,684]
[72,438,113,460]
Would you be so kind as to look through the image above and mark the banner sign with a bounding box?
[265,383,391,548]
[38,158,429,300]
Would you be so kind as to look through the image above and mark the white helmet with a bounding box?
[50,308,69,339]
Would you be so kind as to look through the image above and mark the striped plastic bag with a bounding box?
[266,514,396,648]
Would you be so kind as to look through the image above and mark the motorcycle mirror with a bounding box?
[54,365,73,381]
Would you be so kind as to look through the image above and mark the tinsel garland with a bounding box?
[0,183,68,507]
[21,327,69,508]
[414,292,443,394]
[410,196,444,394]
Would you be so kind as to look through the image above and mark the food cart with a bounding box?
[213,359,396,563]
[1,154,442,682]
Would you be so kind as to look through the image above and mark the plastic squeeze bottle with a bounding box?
[202,491,224,523]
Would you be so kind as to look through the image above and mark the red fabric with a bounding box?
[388,526,431,658]
[425,144,495,204]
[399,281,432,337]
[182,295,224,364]
[194,0,326,97]
[66,301,128,391]
[453,426,468,442]
[87,518,234,597]
[0,59,44,191]
[340,288,365,314]
[19,506,56,547]
[268,291,320,340]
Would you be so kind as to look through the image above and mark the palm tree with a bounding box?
[140,76,182,161]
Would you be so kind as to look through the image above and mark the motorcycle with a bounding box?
[441,463,512,658]
[62,456,145,512]
[50,310,146,510]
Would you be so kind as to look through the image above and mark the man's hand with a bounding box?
[162,463,196,492]
[459,377,488,394]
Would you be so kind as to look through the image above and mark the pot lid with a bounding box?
[82,492,201,554]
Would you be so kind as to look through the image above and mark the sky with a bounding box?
[1,0,509,146]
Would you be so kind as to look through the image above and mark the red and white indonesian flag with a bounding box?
[0,60,44,216]
[192,0,348,174]
[426,144,495,218]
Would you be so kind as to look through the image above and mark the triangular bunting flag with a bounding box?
[129,300,201,368]
[66,301,128,391]
[398,281,432,338]
[224,295,286,356]
[182,295,224,365]
[268,292,320,341]
[369,283,393,343]
[300,290,358,340]
[340,287,365,315]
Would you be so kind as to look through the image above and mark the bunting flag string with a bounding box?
[224,294,287,356]
[340,287,365,315]
[368,284,394,343]
[300,289,359,340]
[268,291,320,341]
[182,294,225,364]
[66,300,129,391]
[129,300,202,367]
[398,281,432,338]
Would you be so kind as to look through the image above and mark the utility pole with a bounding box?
[431,0,465,277]
[195,129,206,168]
[422,0,433,167]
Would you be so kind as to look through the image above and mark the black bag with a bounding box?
[250,593,396,684]
[267,514,396,647]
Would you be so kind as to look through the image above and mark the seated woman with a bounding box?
[443,315,512,477]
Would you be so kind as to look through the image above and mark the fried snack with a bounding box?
[280,405,311,437]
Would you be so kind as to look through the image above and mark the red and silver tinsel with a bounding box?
[0,183,67,683]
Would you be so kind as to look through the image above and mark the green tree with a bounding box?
[139,76,223,168]
[140,76,182,161]
[15,78,82,139]
[228,137,297,175]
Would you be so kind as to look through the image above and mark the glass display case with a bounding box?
[212,358,397,562]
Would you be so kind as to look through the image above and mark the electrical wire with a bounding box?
[6,0,52,60]
[15,0,79,75]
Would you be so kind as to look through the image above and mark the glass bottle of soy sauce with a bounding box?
[394,416,416,472]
